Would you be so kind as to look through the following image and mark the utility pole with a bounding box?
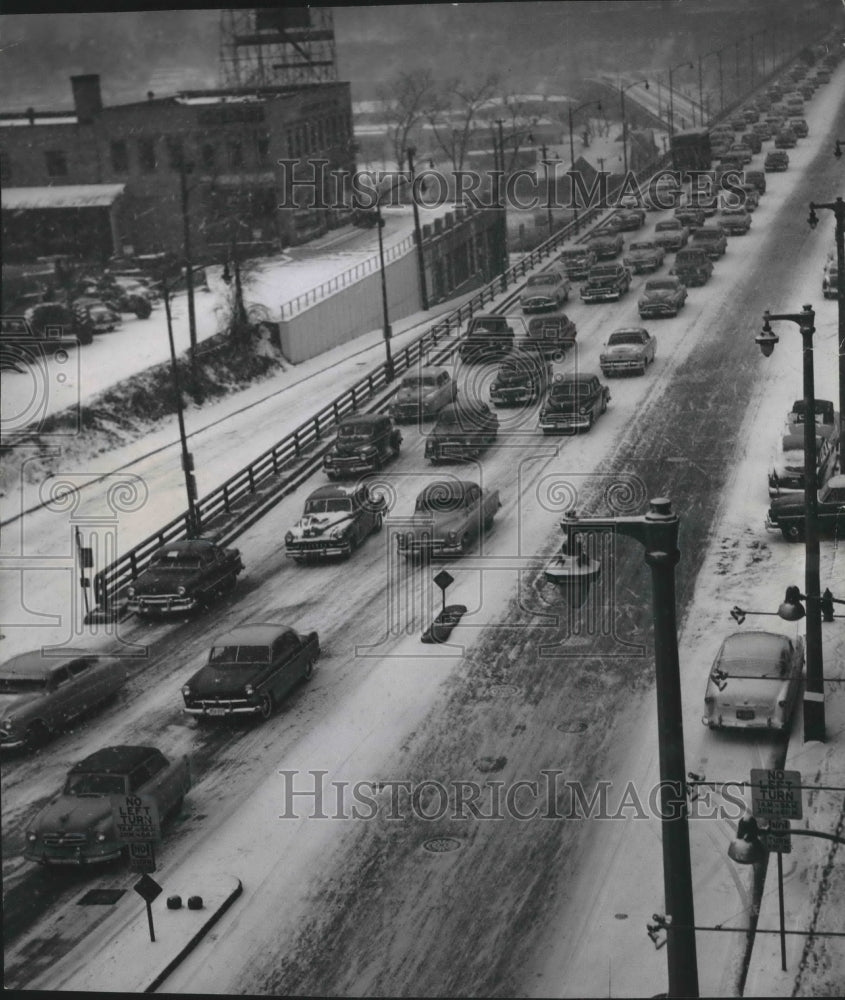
[405,146,429,311]
[178,158,198,369]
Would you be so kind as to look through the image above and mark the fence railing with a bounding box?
[279,233,417,319]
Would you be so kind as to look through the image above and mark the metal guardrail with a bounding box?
[90,140,717,611]
[279,233,416,319]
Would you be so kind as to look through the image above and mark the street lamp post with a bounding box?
[545,498,699,999]
[374,197,394,382]
[535,140,554,235]
[755,305,825,742]
[567,99,602,231]
[177,157,198,367]
[668,61,694,137]
[808,196,845,470]
[620,79,649,174]
[405,145,429,311]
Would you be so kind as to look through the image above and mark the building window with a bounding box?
[110,140,129,173]
[200,142,216,171]
[138,137,156,173]
[228,139,244,169]
[256,132,271,165]
[166,136,184,170]
[45,149,68,177]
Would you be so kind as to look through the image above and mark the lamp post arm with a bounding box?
[788,829,845,846]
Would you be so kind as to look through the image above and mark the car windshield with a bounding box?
[209,644,271,666]
[0,676,48,693]
[338,423,374,439]
[551,382,590,399]
[150,549,203,569]
[719,655,791,680]
[560,250,585,260]
[526,274,558,286]
[63,772,128,797]
[591,267,618,277]
[630,243,653,252]
[656,220,680,230]
[609,333,644,346]
[645,280,677,291]
[304,497,352,515]
[472,320,507,333]
[400,375,437,389]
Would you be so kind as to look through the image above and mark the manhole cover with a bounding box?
[556,720,589,734]
[423,837,462,854]
[487,683,519,696]
[78,888,126,906]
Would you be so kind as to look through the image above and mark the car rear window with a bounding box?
[209,645,271,665]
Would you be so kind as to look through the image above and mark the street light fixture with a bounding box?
[668,61,694,137]
[807,197,845,469]
[620,79,649,174]
[567,99,603,231]
[755,305,825,742]
[545,497,699,999]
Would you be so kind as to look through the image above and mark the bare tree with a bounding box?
[485,92,543,173]
[424,72,500,173]
[377,68,436,172]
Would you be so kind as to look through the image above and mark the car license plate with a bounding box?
[736,709,755,720]
[206,707,227,717]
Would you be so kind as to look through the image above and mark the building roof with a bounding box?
[2,184,126,211]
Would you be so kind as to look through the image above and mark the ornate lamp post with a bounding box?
[545,497,699,998]
[755,305,825,742]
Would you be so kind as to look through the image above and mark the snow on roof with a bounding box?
[2,184,126,210]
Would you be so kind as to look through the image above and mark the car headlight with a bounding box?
[96,831,108,842]
[181,685,192,698]
[285,531,294,544]
[26,831,37,843]
[245,683,255,696]
[491,382,499,391]
[359,449,369,459]
[177,585,187,596]
[330,525,346,539]
[324,454,334,464]
[2,717,14,728]
[128,586,135,597]
[579,405,588,414]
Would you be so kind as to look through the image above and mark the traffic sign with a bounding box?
[128,840,157,873]
[133,873,163,904]
[761,818,792,854]
[110,793,162,843]
[750,768,803,820]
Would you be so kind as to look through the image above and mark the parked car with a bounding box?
[774,127,797,148]
[24,745,190,864]
[653,218,690,251]
[623,241,665,275]
[745,169,767,194]
[701,632,804,732]
[815,68,831,83]
[611,207,646,231]
[691,224,728,258]
[127,538,244,617]
[670,248,714,286]
[586,230,625,260]
[324,413,402,479]
[538,373,610,434]
[182,623,319,720]
[525,313,578,359]
[788,117,809,138]
[638,277,688,318]
[786,398,840,444]
[719,207,752,235]
[754,94,772,111]
[458,314,515,362]
[396,480,501,559]
[389,366,457,422]
[490,349,551,406]
[22,302,93,345]
[823,260,841,300]
[519,268,571,312]
[751,121,772,140]
[765,474,845,540]
[765,150,789,171]
[580,262,632,303]
[425,400,499,462]
[285,483,387,561]
[557,247,597,280]
[599,327,657,377]
[0,651,128,750]
[768,428,837,499]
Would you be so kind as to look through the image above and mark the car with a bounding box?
[742,107,760,123]
[745,169,767,194]
[22,302,93,345]
[729,114,747,131]
[718,207,752,235]
[599,327,656,377]
[774,127,797,148]
[181,623,319,720]
[691,224,728,258]
[786,398,840,444]
[580,262,631,303]
[127,538,244,617]
[557,247,597,280]
[710,138,732,160]
[538,373,610,434]
[24,745,191,864]
[726,143,753,164]
[618,193,642,209]
[768,427,837,499]
[799,82,815,100]
[653,218,690,251]
[0,651,128,750]
[718,152,747,174]
[458,314,515,362]
[396,480,501,560]
[389,366,457,422]
[674,205,706,231]
[788,117,809,138]
[611,207,646,231]
[646,174,682,210]
[72,298,122,333]
[490,348,551,406]
[324,413,402,478]
[701,631,804,732]
[623,241,665,275]
[524,313,578,359]
[284,483,387,561]
[785,99,804,116]
[737,184,760,211]
[638,276,688,318]
[767,84,783,101]
[670,247,714,286]
[742,132,763,154]
[764,150,789,171]
[765,474,845,540]
[425,400,499,462]
[751,121,772,140]
[586,229,625,260]
[822,260,841,300]
[754,94,772,111]
[815,68,831,83]
[519,268,571,312]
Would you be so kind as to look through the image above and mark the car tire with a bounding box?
[25,720,52,749]
[303,657,316,682]
[372,512,384,534]
[258,692,275,720]
[782,524,804,542]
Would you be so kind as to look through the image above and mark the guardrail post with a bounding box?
[248,467,256,494]
[351,385,357,410]
[293,431,301,457]
[272,447,280,474]
[223,484,231,512]
[333,401,340,424]
[314,414,321,441]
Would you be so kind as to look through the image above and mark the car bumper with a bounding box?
[426,443,486,460]
[520,298,559,311]
[638,303,677,316]
[184,700,262,717]
[25,841,124,864]
[701,713,785,730]
[491,389,535,405]
[764,515,783,533]
[324,458,378,476]
[128,596,199,615]
[0,731,28,749]
[601,359,645,374]
[581,289,622,302]
[397,538,459,558]
[286,540,349,558]
[538,414,590,431]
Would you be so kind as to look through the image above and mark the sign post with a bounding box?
[111,793,162,875]
[133,873,163,942]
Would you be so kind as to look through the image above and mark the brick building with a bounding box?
[0,74,355,264]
